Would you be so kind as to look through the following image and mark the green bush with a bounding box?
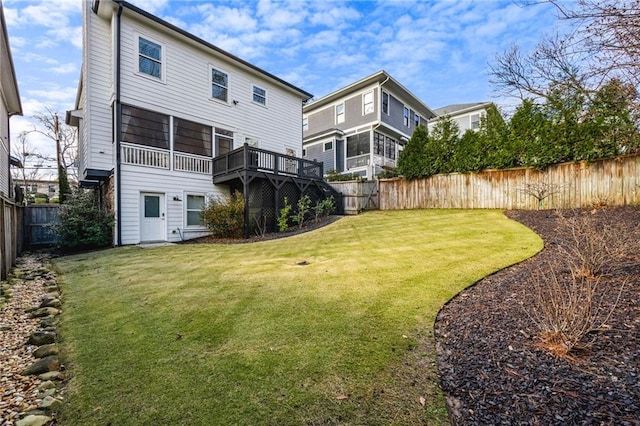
[314,196,336,221]
[293,195,311,229]
[277,197,292,232]
[201,191,245,238]
[51,190,115,251]
[326,169,362,182]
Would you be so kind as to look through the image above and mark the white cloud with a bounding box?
[194,4,258,34]
[51,63,78,75]
[127,0,170,16]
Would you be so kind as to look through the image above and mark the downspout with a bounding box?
[115,3,123,246]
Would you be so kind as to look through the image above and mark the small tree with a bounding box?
[293,195,311,229]
[397,125,429,179]
[51,189,114,251]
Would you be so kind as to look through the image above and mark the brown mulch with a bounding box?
[434,206,640,425]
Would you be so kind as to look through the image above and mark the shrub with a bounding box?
[51,189,115,251]
[314,196,335,221]
[200,191,245,238]
[293,195,311,229]
[326,169,362,182]
[277,197,292,232]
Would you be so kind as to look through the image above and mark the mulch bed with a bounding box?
[434,206,640,425]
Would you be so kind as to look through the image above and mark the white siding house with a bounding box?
[428,102,493,134]
[68,0,312,245]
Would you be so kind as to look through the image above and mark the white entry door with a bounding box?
[140,193,165,242]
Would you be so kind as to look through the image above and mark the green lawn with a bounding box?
[55,210,542,425]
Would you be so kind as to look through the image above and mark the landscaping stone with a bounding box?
[39,317,56,328]
[29,307,60,318]
[22,356,59,376]
[37,381,55,391]
[15,415,52,426]
[38,298,61,309]
[33,344,58,359]
[37,395,62,410]
[37,371,64,381]
[27,331,56,346]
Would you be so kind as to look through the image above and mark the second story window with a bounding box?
[415,113,421,128]
[471,114,481,130]
[174,117,212,157]
[302,117,308,132]
[253,85,267,105]
[215,128,234,155]
[363,91,374,115]
[211,68,228,102]
[336,103,345,124]
[121,104,169,149]
[403,106,409,127]
[138,36,162,79]
[324,141,333,151]
[382,92,389,115]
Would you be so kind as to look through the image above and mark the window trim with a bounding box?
[414,113,421,128]
[403,106,410,127]
[363,91,374,115]
[135,33,166,83]
[302,116,309,132]
[252,84,267,107]
[336,102,345,124]
[185,193,206,228]
[210,65,230,104]
[323,140,333,152]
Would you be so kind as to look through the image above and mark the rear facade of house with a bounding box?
[302,71,436,179]
[69,0,312,245]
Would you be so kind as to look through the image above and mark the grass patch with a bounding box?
[55,210,541,425]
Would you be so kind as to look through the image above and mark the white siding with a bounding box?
[0,100,8,196]
[84,5,114,173]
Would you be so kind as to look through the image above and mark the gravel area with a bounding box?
[435,206,640,425]
[1,255,62,426]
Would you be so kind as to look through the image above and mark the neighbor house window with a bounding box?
[324,141,333,151]
[186,194,205,227]
[374,132,384,155]
[252,85,267,105]
[174,117,212,156]
[121,104,169,149]
[346,132,370,157]
[414,113,421,128]
[138,36,163,79]
[385,136,396,160]
[403,107,409,127]
[336,103,345,124]
[215,128,233,155]
[363,91,374,115]
[211,67,228,102]
[382,92,389,115]
[302,117,308,131]
[471,114,481,130]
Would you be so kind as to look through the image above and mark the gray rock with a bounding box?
[40,388,56,398]
[22,356,59,376]
[27,331,56,346]
[39,298,61,309]
[29,307,60,318]
[33,344,58,358]
[38,371,64,381]
[15,415,52,426]
[39,317,56,328]
[38,395,62,410]
[37,381,56,391]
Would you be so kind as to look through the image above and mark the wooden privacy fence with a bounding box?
[24,205,60,248]
[379,154,640,210]
[0,196,22,280]
[328,181,378,214]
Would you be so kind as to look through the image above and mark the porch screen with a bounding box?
[121,104,169,149]
[346,132,370,157]
[174,118,212,156]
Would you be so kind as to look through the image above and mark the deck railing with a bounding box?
[213,144,323,180]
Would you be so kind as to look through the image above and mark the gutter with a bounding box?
[115,3,123,246]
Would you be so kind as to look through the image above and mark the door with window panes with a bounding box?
[140,193,165,242]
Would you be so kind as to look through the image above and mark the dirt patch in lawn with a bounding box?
[434,205,640,424]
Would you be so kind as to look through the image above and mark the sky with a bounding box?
[4,0,568,176]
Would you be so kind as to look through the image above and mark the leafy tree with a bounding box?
[397,125,429,179]
[509,99,553,168]
[427,115,459,174]
[52,189,115,251]
[454,129,485,172]
[477,104,511,169]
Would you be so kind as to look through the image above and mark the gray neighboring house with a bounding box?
[302,70,436,179]
[429,102,493,134]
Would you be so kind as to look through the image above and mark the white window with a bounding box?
[471,114,481,130]
[363,91,374,115]
[137,35,163,80]
[211,67,228,102]
[186,194,205,227]
[324,141,333,151]
[252,85,267,105]
[302,117,308,131]
[403,106,409,127]
[382,91,389,115]
[336,103,345,124]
